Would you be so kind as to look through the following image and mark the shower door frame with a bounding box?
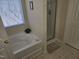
[0,16,14,59]
[47,0,57,41]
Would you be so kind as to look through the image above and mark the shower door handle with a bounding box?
[48,10,51,15]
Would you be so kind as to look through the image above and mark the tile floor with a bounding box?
[45,44,79,59]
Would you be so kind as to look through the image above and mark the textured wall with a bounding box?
[64,0,79,49]
[26,0,47,54]
[55,0,69,40]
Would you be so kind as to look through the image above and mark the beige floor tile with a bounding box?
[45,44,79,59]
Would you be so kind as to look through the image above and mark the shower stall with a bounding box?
[47,0,60,53]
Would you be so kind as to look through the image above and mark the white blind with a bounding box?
[0,0,24,27]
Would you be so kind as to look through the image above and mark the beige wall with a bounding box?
[26,0,47,54]
[55,0,69,40]
[64,0,79,49]
[26,0,47,39]
[6,25,26,36]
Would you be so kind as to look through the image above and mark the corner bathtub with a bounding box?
[9,32,42,59]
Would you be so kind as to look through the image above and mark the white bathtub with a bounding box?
[9,32,42,59]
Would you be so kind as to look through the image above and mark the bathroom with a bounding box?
[0,0,79,59]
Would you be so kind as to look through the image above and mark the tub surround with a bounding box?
[9,32,42,59]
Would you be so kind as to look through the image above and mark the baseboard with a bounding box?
[65,43,79,51]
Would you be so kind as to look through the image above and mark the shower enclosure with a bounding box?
[47,0,57,41]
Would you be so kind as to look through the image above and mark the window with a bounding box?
[0,0,25,28]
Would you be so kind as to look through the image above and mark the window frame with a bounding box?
[6,0,30,35]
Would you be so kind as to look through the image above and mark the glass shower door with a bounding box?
[47,0,57,40]
[0,16,14,59]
